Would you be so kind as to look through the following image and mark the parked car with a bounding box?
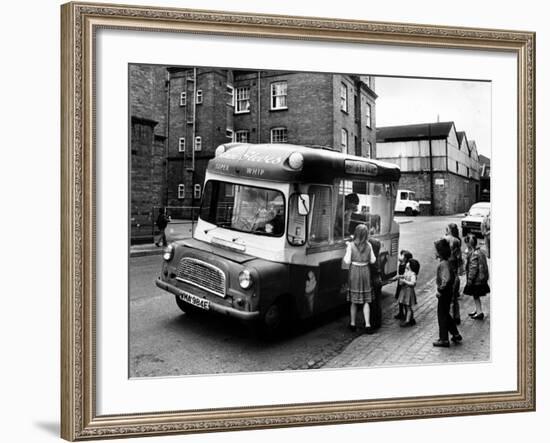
[461,202,491,237]
[394,189,419,216]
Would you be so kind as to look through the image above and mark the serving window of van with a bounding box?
[339,180,394,238]
[304,180,394,248]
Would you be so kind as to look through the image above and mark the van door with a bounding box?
[305,185,347,315]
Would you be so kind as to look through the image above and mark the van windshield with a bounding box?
[200,181,285,237]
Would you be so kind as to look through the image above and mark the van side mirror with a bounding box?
[297,194,310,216]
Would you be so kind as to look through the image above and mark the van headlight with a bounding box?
[238,269,253,289]
[288,152,304,170]
[163,244,174,261]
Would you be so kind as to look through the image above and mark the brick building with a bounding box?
[130,66,377,242]
[129,65,169,241]
[376,122,481,215]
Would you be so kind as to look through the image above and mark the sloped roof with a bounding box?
[457,131,466,144]
[377,122,454,142]
[478,154,490,166]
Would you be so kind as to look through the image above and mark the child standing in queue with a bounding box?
[398,258,420,327]
[433,239,463,347]
[394,250,413,320]
[342,224,377,334]
[463,234,490,319]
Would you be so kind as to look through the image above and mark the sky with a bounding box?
[374,76,491,159]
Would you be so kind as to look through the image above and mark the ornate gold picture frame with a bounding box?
[61,2,535,440]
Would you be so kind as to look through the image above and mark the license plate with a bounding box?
[179,292,210,310]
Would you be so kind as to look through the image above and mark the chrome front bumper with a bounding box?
[155,278,260,321]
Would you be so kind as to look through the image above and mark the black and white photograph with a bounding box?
[129,65,491,378]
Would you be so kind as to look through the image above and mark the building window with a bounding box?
[226,129,234,141]
[366,103,372,128]
[235,130,249,143]
[235,87,250,113]
[194,136,202,151]
[194,184,202,199]
[196,89,203,104]
[341,129,348,153]
[179,92,186,106]
[226,84,234,106]
[178,137,185,152]
[271,81,287,110]
[271,127,288,143]
[366,141,372,158]
[340,83,348,112]
[178,184,185,199]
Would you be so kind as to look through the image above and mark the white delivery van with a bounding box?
[394,189,419,216]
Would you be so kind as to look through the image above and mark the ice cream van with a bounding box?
[156,143,401,337]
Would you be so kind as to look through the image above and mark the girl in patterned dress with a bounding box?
[397,259,420,327]
[342,224,376,334]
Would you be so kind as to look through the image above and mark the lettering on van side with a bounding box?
[215,163,230,171]
[246,167,265,176]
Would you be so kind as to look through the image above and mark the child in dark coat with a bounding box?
[433,239,463,347]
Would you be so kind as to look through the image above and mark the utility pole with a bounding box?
[428,123,435,216]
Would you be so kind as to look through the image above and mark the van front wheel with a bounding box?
[405,207,413,216]
[257,298,289,340]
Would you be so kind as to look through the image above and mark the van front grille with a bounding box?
[176,258,226,297]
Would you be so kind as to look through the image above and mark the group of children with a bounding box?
[344,222,490,347]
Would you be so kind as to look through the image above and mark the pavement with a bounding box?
[131,220,195,257]
[323,275,491,369]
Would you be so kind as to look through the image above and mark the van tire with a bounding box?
[257,298,289,341]
[405,207,413,216]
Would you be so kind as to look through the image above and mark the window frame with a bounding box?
[270,127,288,143]
[194,183,202,200]
[196,89,203,104]
[194,136,202,151]
[366,102,372,128]
[341,128,348,153]
[199,180,287,238]
[226,128,235,142]
[340,82,348,113]
[287,193,308,247]
[270,81,288,110]
[226,84,235,106]
[178,137,186,152]
[179,92,186,106]
[307,184,334,248]
[235,130,249,143]
[177,184,185,199]
[235,86,251,114]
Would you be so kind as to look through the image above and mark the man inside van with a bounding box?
[334,193,359,238]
